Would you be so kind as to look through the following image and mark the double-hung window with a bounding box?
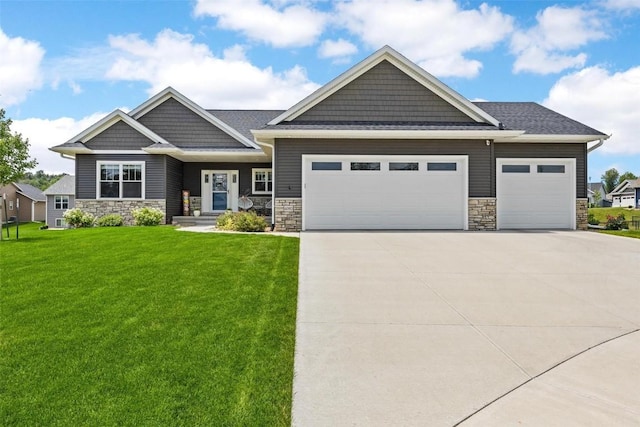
[54,195,69,210]
[98,162,144,199]
[252,168,272,194]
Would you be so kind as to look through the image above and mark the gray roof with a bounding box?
[43,175,75,195]
[15,182,46,201]
[208,110,283,141]
[474,102,606,136]
[261,121,498,131]
[587,182,605,194]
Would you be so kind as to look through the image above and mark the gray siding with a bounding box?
[293,60,472,123]
[494,143,587,197]
[275,139,491,198]
[46,194,75,227]
[165,156,184,221]
[75,154,166,199]
[183,162,272,197]
[84,120,153,149]
[138,98,247,149]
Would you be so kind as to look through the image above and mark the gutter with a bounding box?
[257,140,276,229]
[587,135,611,153]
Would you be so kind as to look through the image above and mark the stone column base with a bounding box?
[468,198,496,231]
[275,198,302,231]
[576,198,588,230]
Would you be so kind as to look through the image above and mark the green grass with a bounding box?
[0,224,299,426]
[588,207,640,224]
[600,230,640,239]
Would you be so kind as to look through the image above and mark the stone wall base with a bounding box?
[76,199,166,225]
[468,198,496,231]
[576,198,588,231]
[275,198,302,232]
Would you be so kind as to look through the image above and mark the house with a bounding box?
[608,179,640,208]
[0,182,46,223]
[587,182,610,207]
[50,46,608,231]
[43,175,76,228]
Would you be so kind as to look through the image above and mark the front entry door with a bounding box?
[201,170,239,213]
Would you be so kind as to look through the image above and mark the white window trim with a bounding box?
[55,218,67,228]
[8,200,13,210]
[96,161,146,200]
[54,195,70,210]
[251,168,273,195]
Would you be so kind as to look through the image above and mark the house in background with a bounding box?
[43,175,76,228]
[50,46,608,231]
[608,179,640,208]
[0,182,46,223]
[587,182,611,207]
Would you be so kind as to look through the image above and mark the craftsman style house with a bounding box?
[51,46,607,231]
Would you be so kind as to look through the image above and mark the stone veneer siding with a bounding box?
[76,199,166,225]
[275,198,302,231]
[468,198,496,231]
[576,198,588,231]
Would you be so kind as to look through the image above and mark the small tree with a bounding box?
[619,171,638,183]
[0,109,37,186]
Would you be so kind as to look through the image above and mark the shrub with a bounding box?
[97,213,124,227]
[605,213,627,230]
[216,210,267,232]
[587,213,599,225]
[63,208,95,228]
[132,207,164,226]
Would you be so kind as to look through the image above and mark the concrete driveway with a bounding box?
[292,231,640,426]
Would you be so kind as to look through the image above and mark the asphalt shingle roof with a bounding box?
[208,110,283,141]
[15,182,46,202]
[43,175,75,195]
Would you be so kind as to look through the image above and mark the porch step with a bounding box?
[172,215,219,227]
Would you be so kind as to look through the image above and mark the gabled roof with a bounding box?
[268,45,501,127]
[130,87,261,149]
[15,182,45,202]
[208,110,282,141]
[43,175,75,195]
[51,110,171,155]
[609,179,635,196]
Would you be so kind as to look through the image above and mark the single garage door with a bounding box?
[497,158,575,229]
[302,155,468,230]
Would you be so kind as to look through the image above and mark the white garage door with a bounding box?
[497,158,575,229]
[302,155,468,230]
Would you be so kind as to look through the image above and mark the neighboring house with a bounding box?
[608,179,639,208]
[0,182,46,223]
[587,182,611,207]
[43,175,76,228]
[50,46,608,231]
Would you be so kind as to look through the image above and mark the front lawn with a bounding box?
[600,230,640,239]
[589,207,640,225]
[0,224,299,425]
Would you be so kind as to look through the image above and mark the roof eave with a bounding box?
[504,134,609,143]
[252,129,524,142]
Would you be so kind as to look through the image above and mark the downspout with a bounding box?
[260,140,276,230]
[587,135,611,153]
[59,153,75,160]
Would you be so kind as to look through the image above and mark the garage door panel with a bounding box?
[303,156,468,230]
[497,159,575,230]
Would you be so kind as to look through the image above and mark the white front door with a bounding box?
[201,170,239,213]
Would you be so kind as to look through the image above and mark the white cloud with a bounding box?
[544,66,640,154]
[104,29,319,109]
[12,112,109,174]
[193,0,327,48]
[0,28,45,107]
[511,6,607,74]
[318,39,358,61]
[603,0,640,10]
[334,0,513,78]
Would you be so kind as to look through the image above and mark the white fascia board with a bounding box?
[252,129,524,141]
[129,87,261,150]
[267,45,501,127]
[502,134,609,143]
[49,145,93,155]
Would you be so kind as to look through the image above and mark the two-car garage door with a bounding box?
[302,155,468,230]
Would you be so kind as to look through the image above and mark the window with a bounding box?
[54,195,69,210]
[312,162,342,171]
[502,165,530,173]
[389,162,419,171]
[8,200,13,210]
[252,168,273,194]
[97,162,144,199]
[537,165,565,173]
[351,162,380,171]
[427,162,457,171]
[55,218,66,228]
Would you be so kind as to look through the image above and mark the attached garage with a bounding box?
[496,158,576,229]
[302,155,468,230]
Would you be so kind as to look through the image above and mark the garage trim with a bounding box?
[302,154,469,230]
[496,158,576,230]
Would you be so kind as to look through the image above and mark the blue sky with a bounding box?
[1,0,639,181]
